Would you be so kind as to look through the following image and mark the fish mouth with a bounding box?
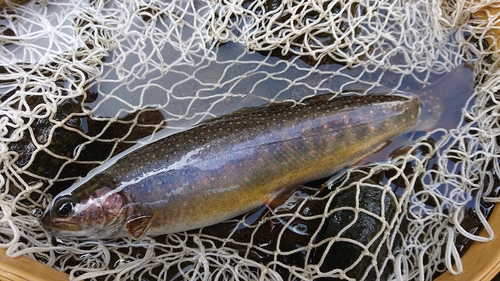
[42,224,92,239]
[41,213,85,235]
[41,213,123,239]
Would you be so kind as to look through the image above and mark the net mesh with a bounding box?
[1,0,500,280]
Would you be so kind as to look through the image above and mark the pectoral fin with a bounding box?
[126,212,159,239]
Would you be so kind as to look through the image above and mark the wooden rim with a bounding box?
[0,248,68,281]
[435,204,500,281]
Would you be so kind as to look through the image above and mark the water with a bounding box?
[1,0,489,279]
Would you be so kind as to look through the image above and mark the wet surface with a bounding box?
[0,4,494,279]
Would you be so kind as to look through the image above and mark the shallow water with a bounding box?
[0,0,494,279]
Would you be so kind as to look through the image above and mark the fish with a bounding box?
[41,64,474,240]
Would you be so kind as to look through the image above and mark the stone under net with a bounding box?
[0,0,499,280]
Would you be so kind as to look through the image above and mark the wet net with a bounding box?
[1,0,500,280]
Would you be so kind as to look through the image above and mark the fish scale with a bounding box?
[42,65,474,239]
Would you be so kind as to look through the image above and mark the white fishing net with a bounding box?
[1,0,499,280]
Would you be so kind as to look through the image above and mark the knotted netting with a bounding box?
[0,0,499,280]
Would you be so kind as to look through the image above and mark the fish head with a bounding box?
[42,174,128,239]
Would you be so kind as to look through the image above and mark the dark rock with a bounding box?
[314,180,398,280]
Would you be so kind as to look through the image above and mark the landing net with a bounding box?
[0,0,499,280]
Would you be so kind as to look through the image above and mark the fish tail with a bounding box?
[414,63,475,132]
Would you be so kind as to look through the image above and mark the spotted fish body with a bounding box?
[42,65,473,239]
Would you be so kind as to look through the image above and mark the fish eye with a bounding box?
[53,198,74,217]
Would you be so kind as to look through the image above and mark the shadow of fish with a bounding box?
[42,64,474,239]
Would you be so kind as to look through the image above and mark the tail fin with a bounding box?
[415,64,475,132]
